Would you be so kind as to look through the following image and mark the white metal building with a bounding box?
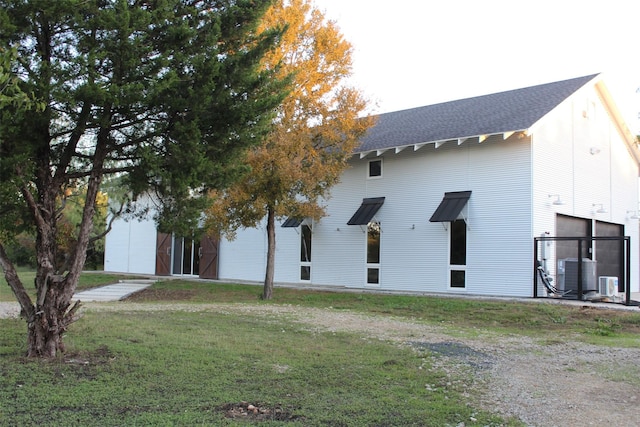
[104,74,640,297]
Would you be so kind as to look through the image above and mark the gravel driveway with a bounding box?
[2,301,638,426]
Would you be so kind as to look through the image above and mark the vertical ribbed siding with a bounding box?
[532,85,639,292]
[217,218,303,284]
[103,198,160,275]
[309,136,533,296]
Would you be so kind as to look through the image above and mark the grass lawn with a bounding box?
[132,280,640,344]
[0,307,513,426]
[1,275,639,425]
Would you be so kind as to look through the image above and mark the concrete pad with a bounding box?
[73,280,154,302]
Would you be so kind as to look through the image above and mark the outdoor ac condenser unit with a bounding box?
[557,258,597,293]
[598,276,619,297]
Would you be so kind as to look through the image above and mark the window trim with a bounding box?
[300,223,312,282]
[368,158,383,179]
[366,221,381,286]
[448,219,467,289]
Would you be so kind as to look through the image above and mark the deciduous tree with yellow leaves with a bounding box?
[207,0,375,299]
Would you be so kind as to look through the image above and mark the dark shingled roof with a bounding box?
[357,74,599,153]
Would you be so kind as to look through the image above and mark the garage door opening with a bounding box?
[533,235,635,306]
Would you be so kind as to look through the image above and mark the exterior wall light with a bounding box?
[592,203,607,213]
[548,194,564,205]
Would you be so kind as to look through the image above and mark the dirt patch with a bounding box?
[126,288,196,302]
[408,341,494,371]
[220,401,303,422]
[63,344,115,366]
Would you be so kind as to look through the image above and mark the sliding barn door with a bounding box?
[155,232,172,276]
[199,235,219,279]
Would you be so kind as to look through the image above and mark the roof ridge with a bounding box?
[357,74,600,153]
[372,73,601,118]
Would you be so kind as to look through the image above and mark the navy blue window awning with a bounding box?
[281,217,303,228]
[429,191,471,222]
[347,197,385,225]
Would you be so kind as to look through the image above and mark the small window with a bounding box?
[450,270,465,288]
[300,224,312,281]
[450,219,467,266]
[367,222,381,264]
[449,219,467,288]
[300,266,311,281]
[368,159,382,178]
[366,222,381,284]
[300,225,312,263]
[367,268,379,284]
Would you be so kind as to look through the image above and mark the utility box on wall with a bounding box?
[557,258,597,294]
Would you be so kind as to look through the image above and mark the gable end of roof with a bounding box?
[356,74,600,153]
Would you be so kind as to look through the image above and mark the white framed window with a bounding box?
[368,159,382,178]
[300,224,312,281]
[448,219,466,288]
[366,221,381,285]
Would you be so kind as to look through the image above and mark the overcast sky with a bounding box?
[313,0,640,132]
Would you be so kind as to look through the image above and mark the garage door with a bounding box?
[595,221,624,291]
[556,214,591,260]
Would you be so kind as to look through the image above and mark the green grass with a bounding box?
[133,280,640,344]
[0,310,516,426]
[0,270,133,302]
[2,274,639,425]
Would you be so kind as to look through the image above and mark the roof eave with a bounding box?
[354,130,529,158]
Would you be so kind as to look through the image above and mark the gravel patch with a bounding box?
[2,301,639,426]
[0,302,20,319]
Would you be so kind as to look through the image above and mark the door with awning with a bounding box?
[429,191,471,289]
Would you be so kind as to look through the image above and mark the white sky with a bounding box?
[313,0,640,132]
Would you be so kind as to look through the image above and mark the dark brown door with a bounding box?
[199,235,219,279]
[155,232,172,276]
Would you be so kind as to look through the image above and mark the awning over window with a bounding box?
[281,217,303,228]
[347,197,385,225]
[429,191,471,222]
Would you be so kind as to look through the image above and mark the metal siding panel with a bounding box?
[217,219,302,284]
[103,217,131,273]
[310,137,533,296]
[104,214,157,274]
[532,86,639,292]
[218,226,266,282]
[312,165,369,287]
[274,224,302,283]
[463,139,533,297]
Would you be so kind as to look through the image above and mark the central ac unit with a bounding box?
[598,276,619,297]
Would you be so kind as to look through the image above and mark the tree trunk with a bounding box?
[5,134,102,357]
[1,241,81,358]
[263,206,276,300]
[27,274,81,357]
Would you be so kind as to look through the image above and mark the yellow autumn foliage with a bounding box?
[207,0,374,235]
